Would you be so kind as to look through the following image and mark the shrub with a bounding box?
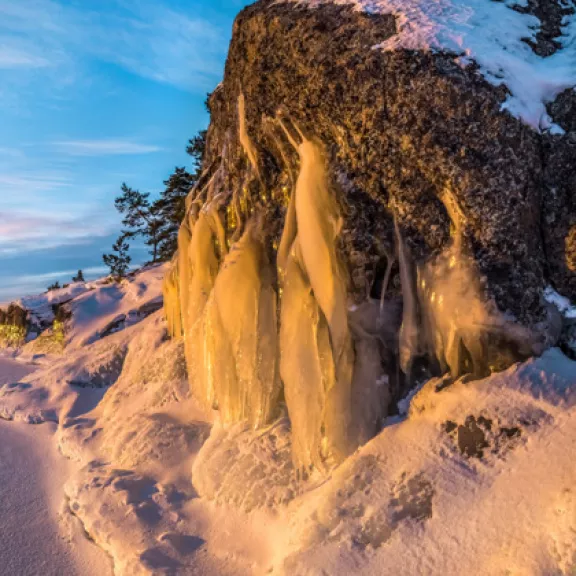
[0,324,26,348]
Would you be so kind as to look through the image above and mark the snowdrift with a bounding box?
[0,265,167,359]
[1,286,575,574]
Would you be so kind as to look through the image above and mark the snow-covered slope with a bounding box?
[291,0,576,132]
[63,265,166,349]
[2,294,575,574]
[281,349,576,575]
[17,282,93,328]
[4,264,167,358]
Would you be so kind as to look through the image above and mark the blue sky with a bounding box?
[0,0,251,302]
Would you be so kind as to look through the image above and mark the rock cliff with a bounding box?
[165,0,576,469]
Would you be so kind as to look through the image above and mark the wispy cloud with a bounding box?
[0,0,228,92]
[0,147,25,158]
[11,266,109,285]
[0,171,72,205]
[0,45,50,69]
[0,209,118,255]
[52,139,162,156]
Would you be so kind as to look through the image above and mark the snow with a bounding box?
[281,349,576,575]
[5,265,166,357]
[0,356,111,575]
[290,0,576,132]
[545,285,576,319]
[0,354,36,384]
[64,264,166,349]
[16,281,92,326]
[0,422,113,576]
[1,264,575,575]
[0,266,167,422]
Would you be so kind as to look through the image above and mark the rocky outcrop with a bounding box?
[544,88,576,298]
[0,304,27,329]
[0,304,28,347]
[167,0,576,469]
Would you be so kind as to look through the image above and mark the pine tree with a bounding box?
[115,183,162,263]
[47,281,61,292]
[186,130,207,176]
[72,269,85,283]
[151,131,207,261]
[152,167,195,261]
[103,235,132,281]
[104,131,207,267]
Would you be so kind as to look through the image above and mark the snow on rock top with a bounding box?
[65,264,167,349]
[289,0,576,132]
[16,282,92,326]
[10,264,167,350]
[545,285,576,319]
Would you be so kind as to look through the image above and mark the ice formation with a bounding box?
[166,103,282,429]
[166,112,374,468]
[278,120,356,466]
[238,93,260,177]
[181,200,225,408]
[280,238,331,470]
[165,95,548,472]
[395,215,420,380]
[203,218,281,427]
[414,188,535,382]
[163,256,182,338]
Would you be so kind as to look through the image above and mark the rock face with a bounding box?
[544,87,576,299]
[0,304,28,347]
[0,304,27,329]
[166,0,576,469]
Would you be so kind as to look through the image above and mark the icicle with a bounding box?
[278,120,355,466]
[264,116,297,189]
[379,248,396,321]
[268,120,298,283]
[205,193,228,260]
[238,93,259,177]
[229,182,245,244]
[280,238,332,472]
[186,157,223,213]
[182,202,222,407]
[279,121,348,366]
[416,187,501,382]
[440,186,467,253]
[204,217,280,427]
[394,216,420,382]
[277,181,297,284]
[163,255,182,338]
[177,218,193,335]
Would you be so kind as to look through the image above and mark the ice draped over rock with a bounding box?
[203,220,280,427]
[164,0,576,471]
[278,127,355,467]
[166,120,360,467]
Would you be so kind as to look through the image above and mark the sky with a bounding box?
[0,0,252,302]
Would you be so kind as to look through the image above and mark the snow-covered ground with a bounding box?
[0,360,112,576]
[0,355,35,385]
[1,266,575,575]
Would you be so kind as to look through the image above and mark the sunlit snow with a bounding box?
[289,0,576,131]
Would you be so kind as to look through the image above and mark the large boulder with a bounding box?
[206,0,575,324]
[168,0,576,468]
